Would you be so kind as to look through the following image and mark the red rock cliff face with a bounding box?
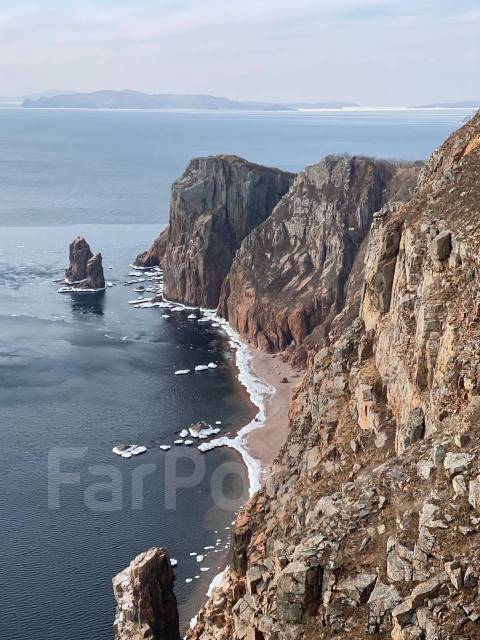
[218,156,420,353]
[188,114,480,640]
[135,226,169,268]
[160,155,294,308]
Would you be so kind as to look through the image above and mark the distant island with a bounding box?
[22,90,359,111]
[415,100,480,108]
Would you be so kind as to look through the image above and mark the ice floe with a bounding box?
[113,443,146,457]
[189,421,221,438]
[197,442,219,452]
[128,297,152,304]
[131,445,147,456]
[58,286,106,293]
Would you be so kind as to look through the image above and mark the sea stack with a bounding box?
[65,236,105,290]
[113,547,180,640]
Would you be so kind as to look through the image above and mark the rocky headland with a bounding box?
[116,112,480,639]
[65,236,105,290]
[136,155,294,308]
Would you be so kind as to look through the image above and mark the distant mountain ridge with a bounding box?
[415,100,480,108]
[22,90,359,111]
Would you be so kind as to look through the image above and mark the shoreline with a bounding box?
[188,311,298,633]
[145,297,298,632]
[201,310,297,493]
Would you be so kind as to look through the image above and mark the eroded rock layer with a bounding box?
[186,114,480,639]
[113,547,180,640]
[218,156,420,353]
[160,155,294,308]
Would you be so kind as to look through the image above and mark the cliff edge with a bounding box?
[218,156,420,354]
[186,113,480,639]
[137,155,294,308]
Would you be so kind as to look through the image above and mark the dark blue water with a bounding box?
[0,225,253,639]
[0,107,472,226]
[0,107,474,640]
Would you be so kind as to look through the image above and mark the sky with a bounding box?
[0,0,479,105]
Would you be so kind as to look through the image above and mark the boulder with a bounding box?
[443,452,474,477]
[430,230,452,261]
[395,408,425,455]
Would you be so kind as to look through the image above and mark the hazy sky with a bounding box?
[1,0,479,105]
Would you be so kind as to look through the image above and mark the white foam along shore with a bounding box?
[200,311,274,495]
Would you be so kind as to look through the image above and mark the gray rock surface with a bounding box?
[160,155,294,308]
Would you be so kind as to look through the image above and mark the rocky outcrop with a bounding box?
[159,155,294,308]
[218,156,420,353]
[187,113,480,639]
[135,226,169,268]
[113,547,180,640]
[65,236,105,290]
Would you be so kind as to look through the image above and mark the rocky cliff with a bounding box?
[185,113,480,639]
[218,156,420,355]
[135,226,169,268]
[148,155,294,308]
[65,236,105,290]
[113,548,180,640]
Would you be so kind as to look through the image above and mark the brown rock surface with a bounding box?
[159,155,294,308]
[113,547,180,640]
[65,236,105,290]
[135,226,169,268]
[186,113,480,639]
[218,155,420,352]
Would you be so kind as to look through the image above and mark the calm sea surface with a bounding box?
[0,107,474,640]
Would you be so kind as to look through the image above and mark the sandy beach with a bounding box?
[245,350,301,476]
